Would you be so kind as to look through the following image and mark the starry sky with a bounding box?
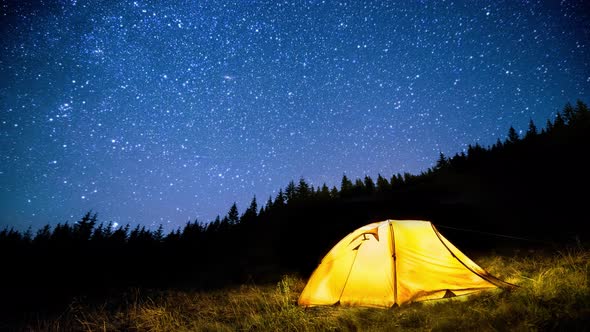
[1,0,589,231]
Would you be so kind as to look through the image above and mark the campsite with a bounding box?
[2,1,590,330]
[1,101,589,330]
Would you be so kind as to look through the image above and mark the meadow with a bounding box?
[4,101,589,331]
[24,247,589,331]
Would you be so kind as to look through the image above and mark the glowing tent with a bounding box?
[298,220,512,308]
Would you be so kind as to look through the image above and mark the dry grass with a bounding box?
[25,248,590,331]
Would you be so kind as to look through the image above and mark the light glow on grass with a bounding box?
[24,248,590,331]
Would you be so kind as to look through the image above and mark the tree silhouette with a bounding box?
[546,119,554,132]
[156,225,165,241]
[525,119,537,138]
[51,222,73,243]
[436,152,449,169]
[1,100,589,311]
[353,178,365,196]
[330,186,339,198]
[285,181,296,202]
[340,174,353,195]
[103,221,113,239]
[364,176,375,194]
[34,225,52,245]
[265,196,273,210]
[274,190,286,208]
[296,178,310,200]
[319,184,331,199]
[575,100,589,122]
[553,113,565,128]
[507,126,519,143]
[207,216,221,233]
[73,211,97,242]
[220,216,231,231]
[563,102,575,124]
[165,228,182,243]
[182,220,202,240]
[227,203,240,225]
[111,224,129,244]
[241,196,258,224]
[91,223,105,242]
[376,174,390,193]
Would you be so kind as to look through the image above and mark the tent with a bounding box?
[298,220,513,308]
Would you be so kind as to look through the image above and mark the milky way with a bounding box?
[1,0,589,230]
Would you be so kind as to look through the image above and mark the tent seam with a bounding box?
[390,221,398,305]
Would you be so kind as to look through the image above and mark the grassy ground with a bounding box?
[19,248,590,331]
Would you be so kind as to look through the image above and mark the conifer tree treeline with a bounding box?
[1,101,589,312]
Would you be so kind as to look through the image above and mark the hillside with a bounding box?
[1,100,589,322]
[17,250,590,331]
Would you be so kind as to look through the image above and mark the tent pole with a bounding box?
[338,247,359,303]
[390,222,398,305]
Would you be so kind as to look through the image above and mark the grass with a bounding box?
[17,248,590,331]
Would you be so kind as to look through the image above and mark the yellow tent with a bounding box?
[298,220,512,308]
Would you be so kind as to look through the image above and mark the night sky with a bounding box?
[1,0,589,231]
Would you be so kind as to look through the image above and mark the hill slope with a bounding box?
[1,100,589,318]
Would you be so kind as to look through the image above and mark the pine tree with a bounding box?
[182,219,202,240]
[207,216,221,233]
[576,100,589,113]
[129,225,141,243]
[52,222,73,242]
[353,178,365,195]
[91,223,104,242]
[330,186,339,198]
[319,183,331,198]
[111,224,129,244]
[22,227,33,242]
[165,228,181,243]
[390,175,398,187]
[34,224,52,244]
[340,174,353,194]
[227,203,239,225]
[274,190,286,207]
[220,216,230,231]
[507,126,519,143]
[436,152,449,169]
[74,211,96,242]
[525,119,537,139]
[471,143,485,158]
[494,138,503,150]
[554,113,565,128]
[296,178,310,199]
[376,174,390,193]
[546,119,554,132]
[563,102,575,124]
[241,196,258,224]
[285,181,296,202]
[575,100,589,122]
[248,196,258,215]
[364,176,375,194]
[403,172,413,183]
[390,173,404,186]
[154,224,164,242]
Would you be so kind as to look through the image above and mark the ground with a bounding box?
[19,248,590,331]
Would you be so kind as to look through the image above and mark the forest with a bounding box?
[1,100,589,326]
